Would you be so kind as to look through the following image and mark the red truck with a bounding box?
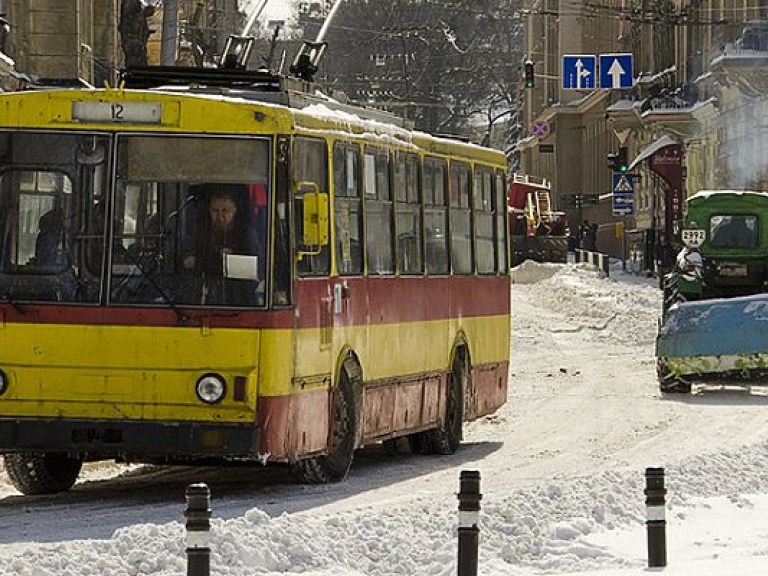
[508,173,569,266]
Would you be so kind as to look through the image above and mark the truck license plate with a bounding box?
[682,228,705,247]
[719,264,748,277]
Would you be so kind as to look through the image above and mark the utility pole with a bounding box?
[161,0,179,65]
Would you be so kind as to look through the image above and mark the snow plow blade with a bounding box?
[656,294,768,384]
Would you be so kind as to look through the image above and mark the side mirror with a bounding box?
[295,181,329,259]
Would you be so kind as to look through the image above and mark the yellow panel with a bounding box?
[4,323,259,369]
[258,329,298,396]
[0,323,264,422]
[0,90,292,135]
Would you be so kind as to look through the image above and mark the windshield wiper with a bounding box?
[113,248,188,323]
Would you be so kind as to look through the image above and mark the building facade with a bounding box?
[3,0,119,86]
[0,0,241,86]
[521,0,768,270]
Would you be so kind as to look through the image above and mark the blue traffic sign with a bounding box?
[562,55,596,90]
[599,53,634,89]
[530,118,550,139]
[612,172,634,216]
[612,172,634,193]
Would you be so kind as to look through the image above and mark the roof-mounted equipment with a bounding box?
[219,36,255,70]
[289,0,345,83]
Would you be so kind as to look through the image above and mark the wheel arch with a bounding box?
[451,331,472,373]
[334,346,364,447]
[450,332,471,423]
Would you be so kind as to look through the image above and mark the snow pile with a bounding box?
[510,260,564,285]
[513,261,661,346]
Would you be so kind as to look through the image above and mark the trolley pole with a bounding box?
[645,467,667,568]
[184,482,212,576]
[457,470,482,576]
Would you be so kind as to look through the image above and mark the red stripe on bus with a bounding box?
[296,275,510,327]
[0,275,509,328]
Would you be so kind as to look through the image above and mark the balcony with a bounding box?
[710,21,768,96]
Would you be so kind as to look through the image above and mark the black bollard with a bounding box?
[457,470,482,576]
[645,467,667,568]
[184,483,212,576]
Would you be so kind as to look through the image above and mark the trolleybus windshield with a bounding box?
[111,135,271,308]
[0,131,271,308]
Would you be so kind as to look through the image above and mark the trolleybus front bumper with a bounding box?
[0,418,260,460]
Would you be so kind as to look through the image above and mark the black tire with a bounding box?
[661,273,685,321]
[657,358,692,394]
[4,452,83,495]
[407,432,431,455]
[408,351,465,455]
[291,367,358,484]
[382,437,409,455]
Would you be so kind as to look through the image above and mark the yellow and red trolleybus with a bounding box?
[0,63,510,494]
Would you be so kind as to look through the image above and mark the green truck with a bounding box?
[657,190,768,392]
[663,190,768,316]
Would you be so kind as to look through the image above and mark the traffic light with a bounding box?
[607,146,629,172]
[616,146,629,172]
[523,59,534,89]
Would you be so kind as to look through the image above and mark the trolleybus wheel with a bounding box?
[4,452,83,495]
[291,367,358,484]
[409,351,465,455]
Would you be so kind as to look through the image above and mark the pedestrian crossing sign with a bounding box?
[612,173,634,193]
[612,173,634,216]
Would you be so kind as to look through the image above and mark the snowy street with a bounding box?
[2,261,768,574]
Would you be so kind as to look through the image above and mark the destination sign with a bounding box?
[72,101,163,124]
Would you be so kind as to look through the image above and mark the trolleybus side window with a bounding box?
[450,161,473,274]
[423,157,449,275]
[294,137,330,276]
[495,170,508,273]
[474,166,495,274]
[394,152,423,275]
[333,142,363,276]
[364,147,394,275]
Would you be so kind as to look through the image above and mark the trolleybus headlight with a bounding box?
[196,374,226,404]
[0,369,6,396]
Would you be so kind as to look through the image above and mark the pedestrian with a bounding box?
[588,223,598,251]
[655,232,677,288]
[579,220,590,249]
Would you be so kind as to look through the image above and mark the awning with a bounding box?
[628,134,680,171]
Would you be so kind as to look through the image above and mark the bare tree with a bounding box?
[301,0,524,144]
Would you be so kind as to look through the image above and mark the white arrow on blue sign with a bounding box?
[562,55,596,90]
[599,53,634,89]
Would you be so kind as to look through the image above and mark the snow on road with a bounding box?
[2,261,768,575]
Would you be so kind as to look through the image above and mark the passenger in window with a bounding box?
[183,190,261,273]
[33,207,64,269]
[33,206,78,301]
[182,188,264,305]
